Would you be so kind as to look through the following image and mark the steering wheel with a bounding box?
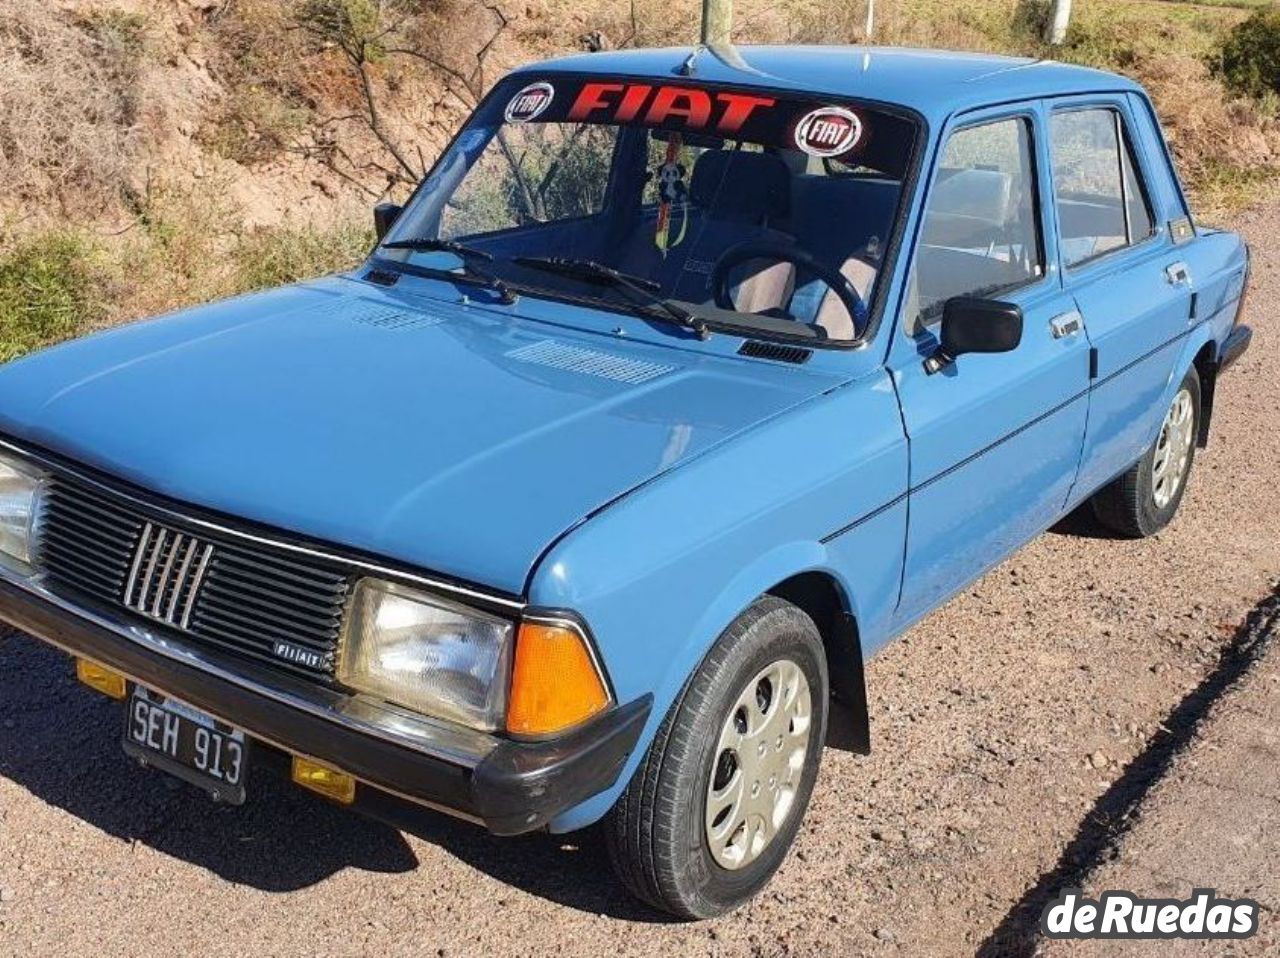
[710,239,869,338]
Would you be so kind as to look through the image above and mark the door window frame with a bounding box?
[1048,98,1162,275]
[897,101,1052,339]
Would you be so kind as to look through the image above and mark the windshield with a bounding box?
[379,75,921,343]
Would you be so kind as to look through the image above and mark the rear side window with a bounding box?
[1050,109,1155,267]
[905,117,1043,333]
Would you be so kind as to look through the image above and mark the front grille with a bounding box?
[38,476,351,681]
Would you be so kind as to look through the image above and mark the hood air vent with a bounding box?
[506,340,674,385]
[308,297,443,330]
[350,308,444,331]
[738,340,813,364]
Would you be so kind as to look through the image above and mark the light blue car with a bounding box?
[0,46,1251,917]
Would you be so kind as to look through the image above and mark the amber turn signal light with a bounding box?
[291,756,356,804]
[76,658,126,700]
[506,622,610,736]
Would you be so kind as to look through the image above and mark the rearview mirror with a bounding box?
[373,202,403,242]
[925,297,1023,374]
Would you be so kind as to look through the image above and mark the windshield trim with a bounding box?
[373,70,930,350]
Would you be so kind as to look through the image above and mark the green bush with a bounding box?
[1217,8,1280,99]
[0,233,106,362]
[230,222,373,292]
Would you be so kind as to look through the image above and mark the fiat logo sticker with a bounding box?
[505,82,555,123]
[794,106,863,157]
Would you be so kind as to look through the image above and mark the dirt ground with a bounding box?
[1,205,1278,957]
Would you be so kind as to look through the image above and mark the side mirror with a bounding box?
[925,297,1023,374]
[373,202,403,243]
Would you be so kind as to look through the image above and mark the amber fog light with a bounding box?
[292,757,356,804]
[506,622,610,736]
[76,658,127,700]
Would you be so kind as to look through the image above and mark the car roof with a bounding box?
[512,45,1142,126]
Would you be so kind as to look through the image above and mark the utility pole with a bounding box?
[1047,0,1072,45]
[701,0,733,47]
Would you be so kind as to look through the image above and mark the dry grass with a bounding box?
[107,177,371,322]
[0,1,147,216]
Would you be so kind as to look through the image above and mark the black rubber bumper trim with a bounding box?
[473,694,652,835]
[1219,324,1252,373]
[0,579,650,835]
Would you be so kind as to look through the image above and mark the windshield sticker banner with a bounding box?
[505,82,555,123]
[793,106,863,157]
[488,76,916,176]
[568,83,777,136]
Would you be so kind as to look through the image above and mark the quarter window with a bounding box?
[1050,108,1155,267]
[905,117,1043,333]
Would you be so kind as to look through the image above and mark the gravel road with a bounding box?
[1,209,1277,957]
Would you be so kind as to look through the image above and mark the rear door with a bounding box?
[1047,97,1195,503]
[889,103,1092,624]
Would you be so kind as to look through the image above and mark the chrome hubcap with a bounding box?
[1152,387,1194,509]
[704,659,813,870]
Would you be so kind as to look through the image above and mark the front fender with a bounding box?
[526,372,908,831]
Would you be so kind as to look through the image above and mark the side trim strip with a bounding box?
[1093,328,1190,390]
[822,327,1193,543]
[911,387,1090,497]
[819,493,908,544]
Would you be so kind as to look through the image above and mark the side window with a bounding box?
[906,117,1043,333]
[1050,108,1155,267]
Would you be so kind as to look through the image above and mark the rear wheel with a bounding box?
[604,596,828,919]
[1091,367,1200,538]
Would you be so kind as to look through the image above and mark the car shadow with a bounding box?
[1048,502,1118,541]
[0,631,663,921]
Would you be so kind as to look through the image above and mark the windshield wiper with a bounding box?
[512,256,710,340]
[381,237,516,304]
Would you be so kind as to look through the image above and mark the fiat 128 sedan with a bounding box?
[0,46,1251,917]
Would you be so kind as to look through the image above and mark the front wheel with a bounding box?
[1091,367,1201,538]
[604,597,828,919]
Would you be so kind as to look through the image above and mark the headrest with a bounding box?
[928,168,1013,223]
[689,150,790,223]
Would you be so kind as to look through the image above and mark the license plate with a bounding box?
[122,687,248,804]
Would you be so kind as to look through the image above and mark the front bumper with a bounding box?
[0,575,650,835]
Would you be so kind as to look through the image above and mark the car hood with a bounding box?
[0,278,846,595]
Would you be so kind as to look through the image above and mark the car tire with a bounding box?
[1091,367,1201,538]
[604,596,828,919]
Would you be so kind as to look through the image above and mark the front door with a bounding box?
[889,104,1092,624]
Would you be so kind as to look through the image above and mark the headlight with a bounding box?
[338,578,515,731]
[0,453,47,572]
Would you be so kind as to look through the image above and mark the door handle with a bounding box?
[1050,311,1083,339]
[1165,261,1192,287]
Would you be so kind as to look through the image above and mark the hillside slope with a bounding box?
[0,0,1273,350]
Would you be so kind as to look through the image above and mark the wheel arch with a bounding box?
[1150,325,1214,452]
[1192,339,1218,448]
[767,570,871,754]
